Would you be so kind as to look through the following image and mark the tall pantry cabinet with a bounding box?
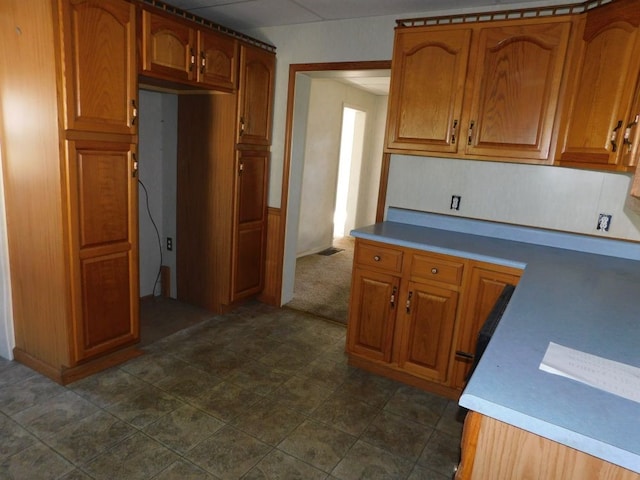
[176,43,274,312]
[0,0,140,383]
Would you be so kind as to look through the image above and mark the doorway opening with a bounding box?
[334,106,366,238]
[283,65,390,324]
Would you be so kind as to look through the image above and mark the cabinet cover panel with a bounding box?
[398,283,458,383]
[233,225,264,296]
[80,253,133,353]
[387,28,471,152]
[231,150,268,301]
[466,21,571,160]
[76,146,130,247]
[198,29,238,90]
[238,46,275,145]
[557,0,640,166]
[69,140,138,361]
[452,266,521,390]
[237,152,268,224]
[142,10,195,81]
[347,268,399,363]
[62,0,136,135]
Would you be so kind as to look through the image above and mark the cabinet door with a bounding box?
[197,29,238,91]
[68,140,139,361]
[347,268,400,363]
[61,0,137,135]
[555,0,640,169]
[237,45,275,145]
[465,20,571,161]
[395,281,458,384]
[231,150,268,301]
[386,27,471,153]
[141,10,195,82]
[451,264,521,390]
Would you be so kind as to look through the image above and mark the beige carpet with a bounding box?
[286,236,354,324]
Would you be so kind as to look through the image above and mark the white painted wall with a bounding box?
[0,149,14,360]
[386,156,640,241]
[296,78,386,257]
[249,4,640,305]
[356,94,388,229]
[138,90,178,298]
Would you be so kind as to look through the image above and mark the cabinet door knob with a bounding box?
[373,255,381,262]
[431,267,438,274]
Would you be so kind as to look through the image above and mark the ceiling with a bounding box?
[165,0,581,32]
[163,0,581,95]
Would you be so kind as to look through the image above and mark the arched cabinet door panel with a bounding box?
[555,0,640,170]
[465,20,571,161]
[386,27,472,153]
[237,45,275,146]
[141,9,195,82]
[61,0,137,135]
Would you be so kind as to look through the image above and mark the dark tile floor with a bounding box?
[0,300,464,480]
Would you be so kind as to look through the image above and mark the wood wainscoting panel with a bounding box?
[258,207,283,306]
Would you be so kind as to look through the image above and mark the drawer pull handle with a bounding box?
[611,119,623,152]
[373,255,381,262]
[405,291,413,313]
[431,267,438,274]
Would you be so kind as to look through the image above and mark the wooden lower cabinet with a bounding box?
[395,281,459,384]
[346,238,522,398]
[70,140,139,362]
[348,268,400,363]
[451,263,522,390]
[457,412,640,480]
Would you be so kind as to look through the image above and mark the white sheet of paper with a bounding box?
[539,342,640,404]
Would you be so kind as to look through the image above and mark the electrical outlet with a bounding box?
[450,195,461,211]
[597,214,612,232]
[166,237,173,251]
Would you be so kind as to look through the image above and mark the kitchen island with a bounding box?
[351,208,640,477]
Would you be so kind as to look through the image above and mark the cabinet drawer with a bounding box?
[356,242,403,273]
[411,253,464,286]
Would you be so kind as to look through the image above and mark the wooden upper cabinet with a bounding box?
[386,27,472,153]
[197,29,238,91]
[141,10,195,82]
[60,0,137,135]
[465,20,571,161]
[386,17,571,163]
[555,0,640,170]
[140,9,239,91]
[237,45,275,145]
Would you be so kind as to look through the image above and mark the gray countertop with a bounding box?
[351,208,640,473]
